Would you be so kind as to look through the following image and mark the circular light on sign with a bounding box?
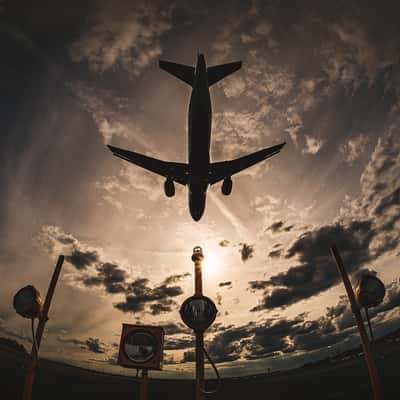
[180,295,217,332]
[13,285,43,319]
[355,275,385,308]
[123,331,156,363]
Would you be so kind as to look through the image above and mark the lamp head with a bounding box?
[192,246,204,262]
[13,285,43,319]
[355,275,385,308]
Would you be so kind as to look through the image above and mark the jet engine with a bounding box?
[221,177,232,195]
[164,178,175,197]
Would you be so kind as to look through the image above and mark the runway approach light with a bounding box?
[180,295,217,332]
[13,285,43,319]
[118,324,164,370]
[355,275,386,308]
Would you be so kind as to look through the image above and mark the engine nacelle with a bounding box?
[164,178,175,197]
[221,177,232,195]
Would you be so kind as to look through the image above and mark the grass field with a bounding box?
[1,345,399,400]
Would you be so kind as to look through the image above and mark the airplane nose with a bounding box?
[192,211,203,221]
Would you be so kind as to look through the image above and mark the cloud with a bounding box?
[302,135,324,155]
[266,221,294,234]
[161,322,189,336]
[114,277,186,315]
[268,249,282,258]
[340,134,370,165]
[251,126,400,310]
[86,337,106,354]
[65,249,100,270]
[162,273,191,285]
[58,336,107,354]
[239,243,255,262]
[38,225,189,315]
[164,337,194,351]
[69,0,174,76]
[202,279,400,362]
[267,221,284,233]
[84,263,127,294]
[251,220,375,310]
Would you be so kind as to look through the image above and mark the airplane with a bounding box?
[108,54,286,221]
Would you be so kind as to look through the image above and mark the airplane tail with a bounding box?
[159,60,195,86]
[207,61,242,86]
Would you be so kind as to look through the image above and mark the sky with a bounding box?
[0,0,399,378]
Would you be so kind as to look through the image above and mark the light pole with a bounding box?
[13,255,65,400]
[180,246,219,400]
[330,245,383,400]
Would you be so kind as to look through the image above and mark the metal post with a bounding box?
[139,369,148,400]
[330,245,383,400]
[22,255,64,400]
[365,307,375,342]
[192,250,204,400]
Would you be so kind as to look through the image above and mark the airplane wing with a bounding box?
[107,145,189,185]
[208,142,286,185]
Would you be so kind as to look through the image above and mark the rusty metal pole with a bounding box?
[192,250,204,400]
[330,245,383,400]
[22,255,64,400]
[138,369,148,400]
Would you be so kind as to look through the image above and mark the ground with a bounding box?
[1,343,399,400]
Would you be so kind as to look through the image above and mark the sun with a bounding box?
[200,244,225,282]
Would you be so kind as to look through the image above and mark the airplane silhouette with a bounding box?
[108,54,286,221]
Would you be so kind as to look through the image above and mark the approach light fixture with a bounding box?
[118,324,164,370]
[13,285,43,319]
[355,274,386,309]
[180,295,217,332]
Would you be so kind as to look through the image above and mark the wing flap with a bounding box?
[108,145,189,185]
[209,142,286,184]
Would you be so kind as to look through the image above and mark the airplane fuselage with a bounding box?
[108,55,285,222]
[188,54,211,221]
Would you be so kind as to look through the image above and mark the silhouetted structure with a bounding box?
[108,54,285,221]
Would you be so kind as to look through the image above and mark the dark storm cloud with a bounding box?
[86,337,106,354]
[150,299,175,315]
[267,221,284,233]
[252,126,400,311]
[39,225,189,315]
[267,221,294,234]
[219,240,230,247]
[199,280,400,362]
[251,219,375,310]
[96,263,127,293]
[182,350,195,363]
[206,325,251,363]
[58,336,106,354]
[164,337,194,350]
[114,278,184,315]
[162,272,191,285]
[239,243,255,262]
[268,249,282,258]
[218,281,232,288]
[161,322,189,335]
[65,249,100,270]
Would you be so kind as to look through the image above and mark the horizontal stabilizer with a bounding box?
[159,60,195,86]
[207,61,242,86]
